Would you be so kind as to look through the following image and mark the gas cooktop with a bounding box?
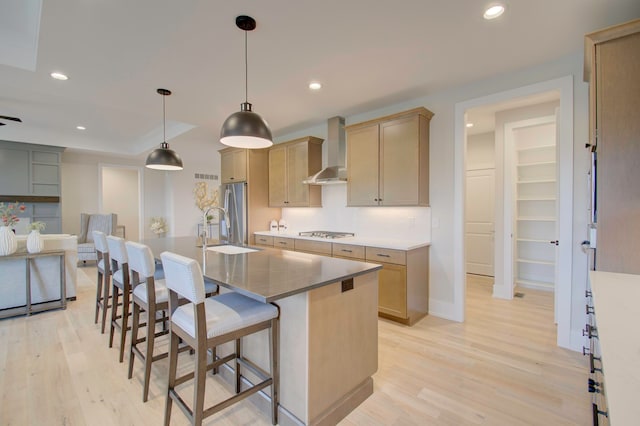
[298,231,355,239]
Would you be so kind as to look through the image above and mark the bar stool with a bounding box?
[93,230,111,334]
[160,251,280,426]
[126,242,220,402]
[107,235,132,363]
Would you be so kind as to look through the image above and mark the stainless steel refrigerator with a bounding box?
[219,182,247,245]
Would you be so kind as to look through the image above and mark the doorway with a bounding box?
[99,164,143,241]
[455,76,574,349]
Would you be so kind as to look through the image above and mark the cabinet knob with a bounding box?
[230,177,234,180]
[374,198,378,202]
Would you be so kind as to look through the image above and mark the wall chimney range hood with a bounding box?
[303,116,347,185]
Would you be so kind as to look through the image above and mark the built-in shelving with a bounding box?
[514,120,557,292]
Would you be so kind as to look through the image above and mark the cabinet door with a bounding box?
[380,115,420,205]
[286,142,311,206]
[347,124,380,206]
[0,147,29,195]
[268,145,287,206]
[221,149,247,183]
[377,262,407,319]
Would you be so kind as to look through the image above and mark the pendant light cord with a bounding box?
[162,92,166,143]
[244,30,248,103]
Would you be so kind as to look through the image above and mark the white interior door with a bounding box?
[465,169,495,276]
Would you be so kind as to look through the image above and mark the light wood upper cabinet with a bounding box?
[220,148,247,183]
[268,136,323,207]
[346,107,432,206]
[584,19,640,275]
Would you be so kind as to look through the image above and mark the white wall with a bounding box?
[61,150,167,239]
[102,166,139,240]
[467,132,495,170]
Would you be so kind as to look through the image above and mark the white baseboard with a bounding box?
[428,298,462,322]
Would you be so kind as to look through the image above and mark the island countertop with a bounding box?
[143,236,381,303]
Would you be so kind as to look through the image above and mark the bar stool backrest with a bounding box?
[107,235,128,271]
[160,251,206,304]
[93,231,109,254]
[125,241,155,280]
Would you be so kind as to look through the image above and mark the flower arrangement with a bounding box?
[28,221,46,232]
[0,202,26,227]
[193,182,219,214]
[150,217,168,235]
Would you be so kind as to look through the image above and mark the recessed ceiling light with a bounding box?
[76,126,86,130]
[50,72,69,80]
[309,82,322,90]
[484,4,505,20]
[466,123,474,128]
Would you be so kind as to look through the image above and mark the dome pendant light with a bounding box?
[220,15,273,149]
[146,88,184,170]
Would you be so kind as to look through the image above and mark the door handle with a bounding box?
[549,240,559,246]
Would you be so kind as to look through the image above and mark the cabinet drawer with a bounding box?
[254,235,274,246]
[365,247,406,265]
[273,237,294,250]
[332,243,365,260]
[294,239,332,256]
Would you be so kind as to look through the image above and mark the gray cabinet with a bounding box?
[0,141,64,233]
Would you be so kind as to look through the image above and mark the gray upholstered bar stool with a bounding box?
[160,251,280,426]
[93,230,112,334]
[126,241,220,402]
[107,235,133,363]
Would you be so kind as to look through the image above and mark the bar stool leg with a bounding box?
[119,288,130,363]
[235,338,241,393]
[100,276,111,334]
[142,307,156,402]
[109,284,120,348]
[193,341,207,426]
[164,330,179,426]
[95,269,103,324]
[127,302,140,380]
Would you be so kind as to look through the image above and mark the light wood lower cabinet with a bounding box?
[258,234,429,325]
[377,262,408,319]
[365,245,429,325]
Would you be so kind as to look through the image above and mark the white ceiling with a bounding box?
[0,0,639,156]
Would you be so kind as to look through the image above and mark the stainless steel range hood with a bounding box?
[303,116,347,185]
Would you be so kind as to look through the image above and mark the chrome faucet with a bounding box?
[201,206,230,247]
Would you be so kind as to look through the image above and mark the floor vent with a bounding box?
[514,292,525,298]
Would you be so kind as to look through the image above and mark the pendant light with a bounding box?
[145,88,184,170]
[220,15,273,149]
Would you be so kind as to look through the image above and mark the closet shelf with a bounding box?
[517,161,556,167]
[517,216,556,222]
[517,197,556,201]
[517,179,556,184]
[517,144,556,152]
[517,258,555,266]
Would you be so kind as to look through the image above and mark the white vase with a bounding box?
[0,226,17,256]
[27,229,44,254]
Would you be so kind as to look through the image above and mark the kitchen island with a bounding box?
[144,236,381,426]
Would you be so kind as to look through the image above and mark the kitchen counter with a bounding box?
[589,271,640,424]
[254,230,430,250]
[143,236,380,425]
[144,236,380,303]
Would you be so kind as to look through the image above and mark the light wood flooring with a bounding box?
[0,269,589,425]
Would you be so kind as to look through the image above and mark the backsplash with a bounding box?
[280,185,431,242]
